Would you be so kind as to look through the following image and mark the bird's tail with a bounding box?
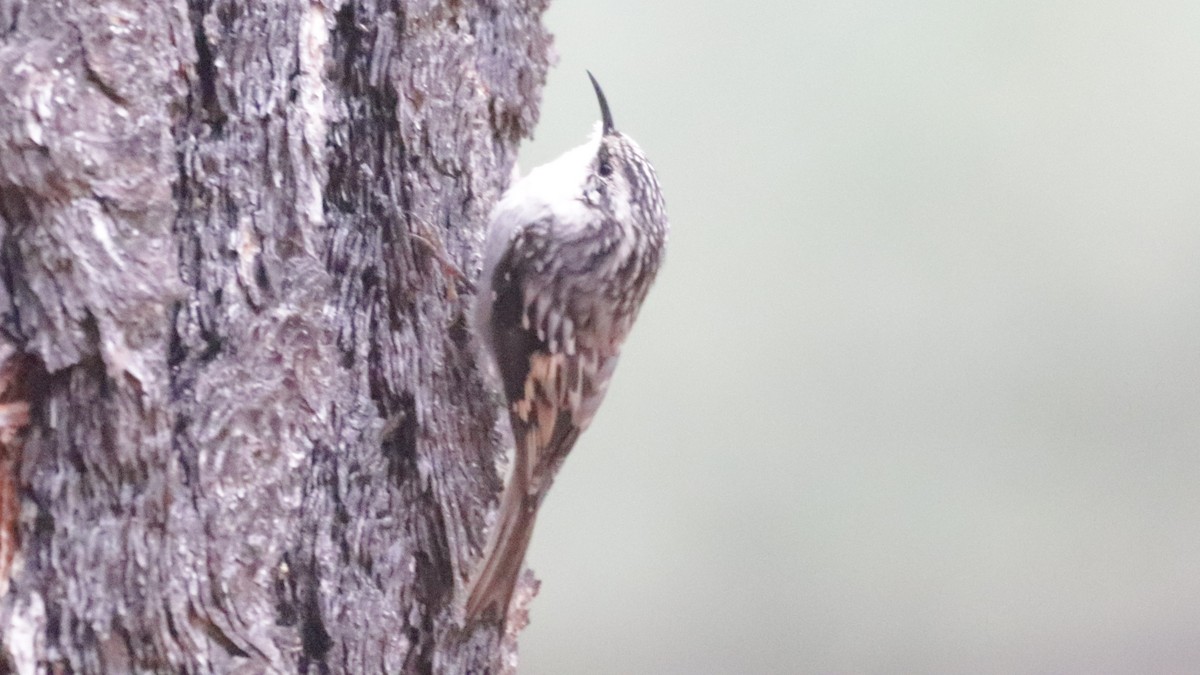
[463,456,539,623]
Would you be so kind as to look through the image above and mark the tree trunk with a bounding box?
[0,0,552,671]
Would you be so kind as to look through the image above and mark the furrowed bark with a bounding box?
[0,0,552,671]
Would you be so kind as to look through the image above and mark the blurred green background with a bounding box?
[515,2,1200,673]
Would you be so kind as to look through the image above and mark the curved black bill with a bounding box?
[587,70,616,135]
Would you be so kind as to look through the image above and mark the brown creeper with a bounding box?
[464,73,669,622]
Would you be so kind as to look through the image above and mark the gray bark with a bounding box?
[0,0,552,671]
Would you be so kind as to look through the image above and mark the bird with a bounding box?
[464,72,669,624]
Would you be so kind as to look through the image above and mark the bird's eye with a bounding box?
[598,161,613,177]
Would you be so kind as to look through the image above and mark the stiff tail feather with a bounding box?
[463,443,538,622]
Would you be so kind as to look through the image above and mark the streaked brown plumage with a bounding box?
[464,73,668,624]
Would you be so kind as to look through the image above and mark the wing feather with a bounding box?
[464,223,618,621]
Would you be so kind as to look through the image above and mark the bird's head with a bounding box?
[581,72,667,233]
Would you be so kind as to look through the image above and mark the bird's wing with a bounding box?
[489,223,620,492]
[463,223,618,622]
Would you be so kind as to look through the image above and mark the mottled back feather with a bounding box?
[464,98,667,625]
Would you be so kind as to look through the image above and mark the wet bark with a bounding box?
[0,0,552,671]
